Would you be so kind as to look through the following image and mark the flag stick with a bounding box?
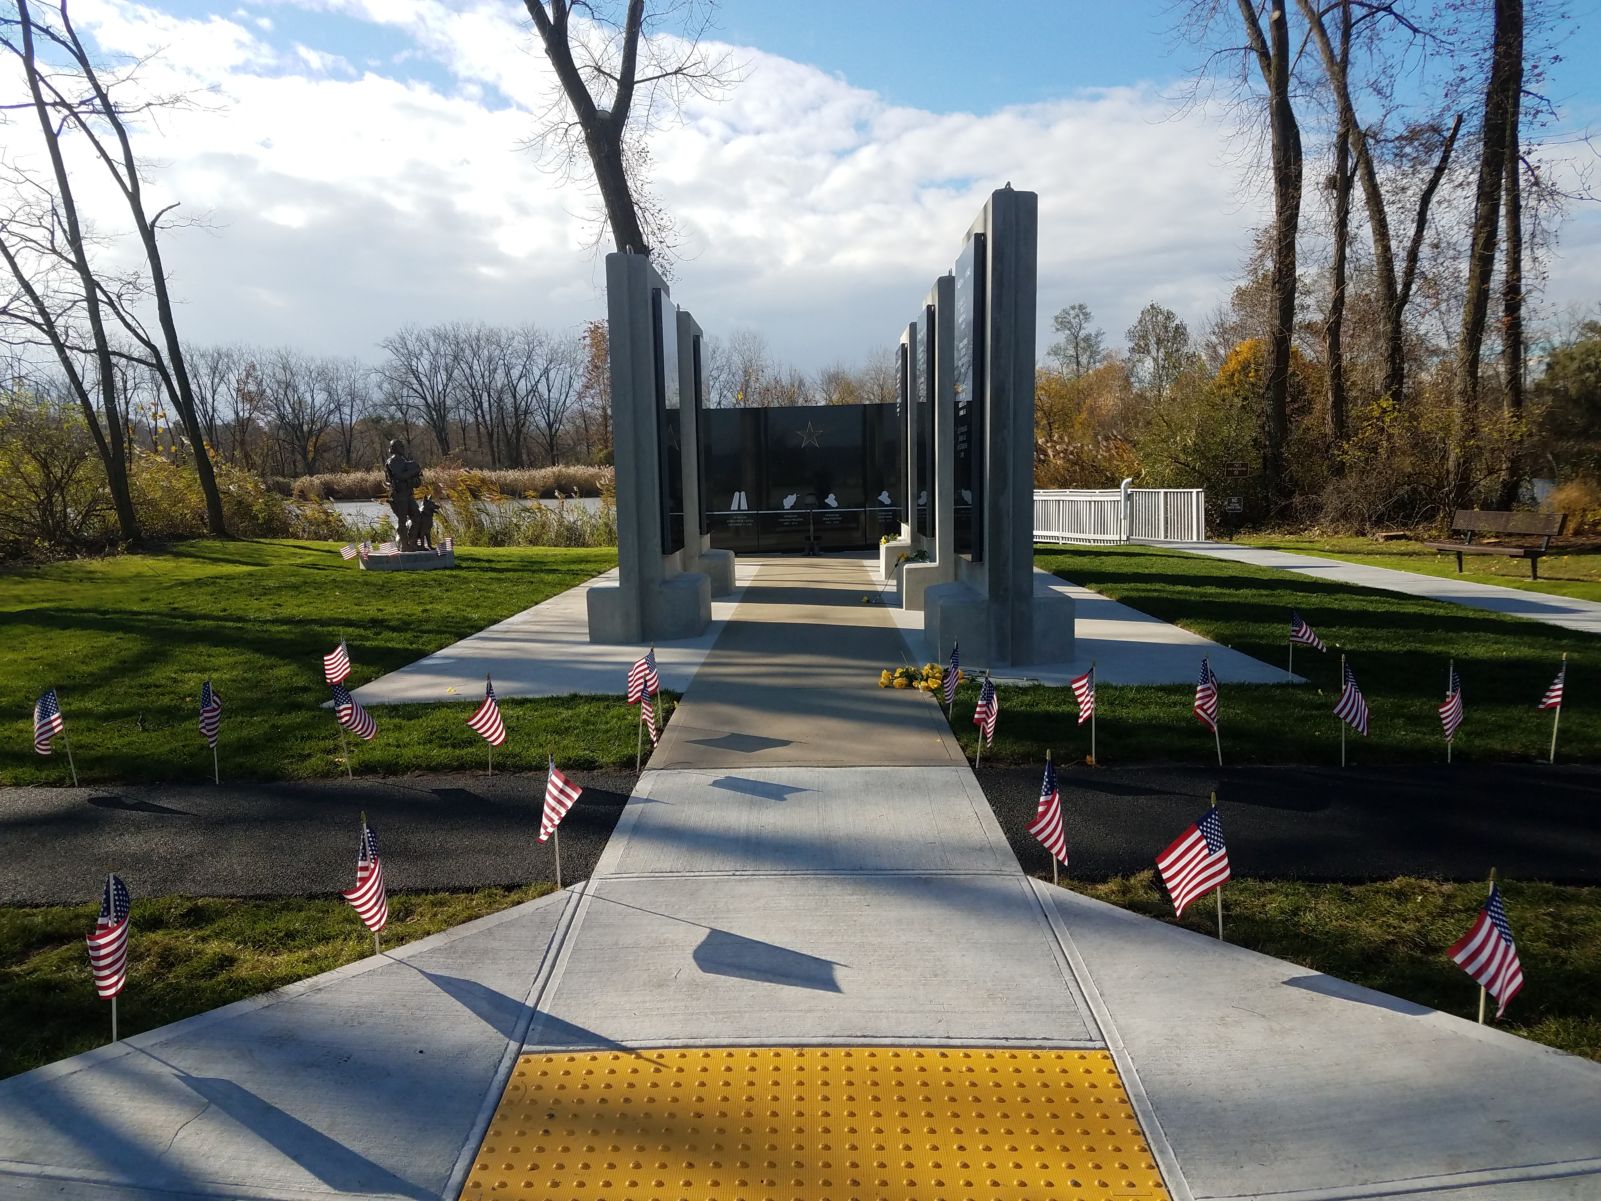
[1446,658,1454,765]
[1288,638,1294,683]
[635,703,644,773]
[1549,652,1567,765]
[1089,659,1097,767]
[1477,867,1497,1024]
[57,687,79,787]
[554,827,563,891]
[339,725,352,780]
[652,647,662,736]
[374,930,381,956]
[1212,792,1224,941]
[212,743,220,786]
[1339,653,1347,768]
[488,743,493,777]
[1212,723,1222,768]
[1048,749,1058,887]
[111,995,118,1044]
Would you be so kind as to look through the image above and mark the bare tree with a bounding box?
[520,0,737,258]
[261,348,337,476]
[1125,302,1194,403]
[379,325,462,459]
[530,332,584,465]
[1047,304,1106,378]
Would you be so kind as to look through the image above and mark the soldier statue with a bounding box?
[384,440,424,550]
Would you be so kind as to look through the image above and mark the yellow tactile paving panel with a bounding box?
[459,1046,1170,1201]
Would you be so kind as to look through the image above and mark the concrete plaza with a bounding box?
[0,554,1597,1200]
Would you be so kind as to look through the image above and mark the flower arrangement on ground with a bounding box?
[878,662,948,692]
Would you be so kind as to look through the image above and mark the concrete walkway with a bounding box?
[1,553,1598,1200]
[1173,541,1601,637]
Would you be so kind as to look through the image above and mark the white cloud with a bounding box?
[21,0,1598,373]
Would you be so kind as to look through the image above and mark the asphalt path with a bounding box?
[980,762,1601,884]
[0,770,635,905]
[4,763,1599,904]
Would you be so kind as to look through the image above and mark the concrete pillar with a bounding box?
[903,274,956,610]
[677,308,735,596]
[586,252,711,643]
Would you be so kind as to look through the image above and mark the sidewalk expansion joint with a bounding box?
[1198,1155,1601,1201]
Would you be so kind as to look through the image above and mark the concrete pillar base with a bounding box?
[923,580,1076,669]
[879,540,913,582]
[587,572,712,644]
[698,549,737,597]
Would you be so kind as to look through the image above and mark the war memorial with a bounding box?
[0,188,1598,1201]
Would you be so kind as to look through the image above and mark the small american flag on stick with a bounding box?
[323,641,351,685]
[1335,658,1369,736]
[1156,806,1231,919]
[1193,658,1219,732]
[468,678,506,746]
[85,873,131,1000]
[1029,755,1069,876]
[33,688,64,755]
[540,758,582,843]
[1448,880,1523,1020]
[341,821,388,934]
[1439,665,1464,744]
[1290,612,1326,652]
[1069,666,1095,725]
[972,675,998,747]
[339,543,359,560]
[943,641,961,705]
[627,650,660,704]
[199,680,223,748]
[1539,660,1566,711]
[331,683,377,740]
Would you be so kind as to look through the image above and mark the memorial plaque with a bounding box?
[915,309,935,538]
[652,288,684,555]
[896,341,909,526]
[952,233,986,561]
[690,333,710,536]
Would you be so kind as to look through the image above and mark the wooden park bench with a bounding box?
[1423,509,1567,580]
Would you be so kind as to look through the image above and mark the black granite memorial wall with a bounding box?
[699,403,900,553]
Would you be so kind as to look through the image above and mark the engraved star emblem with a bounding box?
[798,421,821,448]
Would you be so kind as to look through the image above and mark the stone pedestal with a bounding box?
[360,549,456,571]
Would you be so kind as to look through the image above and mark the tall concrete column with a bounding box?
[587,252,712,644]
[903,275,956,610]
[677,308,735,596]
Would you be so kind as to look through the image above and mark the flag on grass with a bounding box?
[1539,662,1566,711]
[1029,757,1069,866]
[323,641,351,685]
[642,693,660,746]
[1335,660,1370,735]
[1448,883,1524,1019]
[1156,807,1231,918]
[1069,666,1095,725]
[1193,658,1219,732]
[540,758,582,842]
[468,678,506,746]
[341,822,388,933]
[199,680,223,748]
[627,650,660,704]
[1440,668,1464,743]
[331,683,377,740]
[85,873,131,999]
[973,675,998,746]
[1290,612,1326,652]
[339,543,359,560]
[33,688,64,756]
[358,541,373,557]
[943,641,961,705]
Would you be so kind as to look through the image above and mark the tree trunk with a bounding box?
[1451,0,1519,509]
[14,0,140,544]
[1325,0,1353,449]
[1495,1,1526,508]
[1262,0,1301,510]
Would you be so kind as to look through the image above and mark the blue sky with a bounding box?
[40,0,1601,370]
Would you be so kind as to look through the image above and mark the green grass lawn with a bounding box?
[946,544,1596,766]
[0,886,550,1079]
[1235,533,1601,603]
[1062,874,1601,1062]
[0,540,632,785]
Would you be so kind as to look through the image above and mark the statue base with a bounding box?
[360,549,456,572]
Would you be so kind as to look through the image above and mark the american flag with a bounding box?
[972,675,998,746]
[341,822,388,933]
[359,541,373,557]
[1290,612,1326,652]
[1193,658,1219,732]
[33,688,64,756]
[199,680,223,748]
[339,543,359,560]
[85,873,131,999]
[1448,882,1524,1019]
[641,694,660,746]
[943,641,961,705]
[1539,662,1566,711]
[1069,666,1095,725]
[1028,757,1069,866]
[1156,807,1231,918]
[1439,668,1464,742]
[323,641,351,685]
[1335,659,1370,735]
[442,536,453,553]
[467,678,506,746]
[627,650,660,705]
[377,541,399,554]
[540,758,582,842]
[331,683,377,740]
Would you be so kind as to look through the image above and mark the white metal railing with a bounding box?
[1035,481,1205,545]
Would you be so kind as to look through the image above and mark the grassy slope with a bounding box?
[1235,533,1601,603]
[945,544,1596,766]
[0,541,630,785]
[0,887,549,1079]
[1064,874,1601,1062]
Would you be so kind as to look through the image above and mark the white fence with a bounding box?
[1035,482,1206,545]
